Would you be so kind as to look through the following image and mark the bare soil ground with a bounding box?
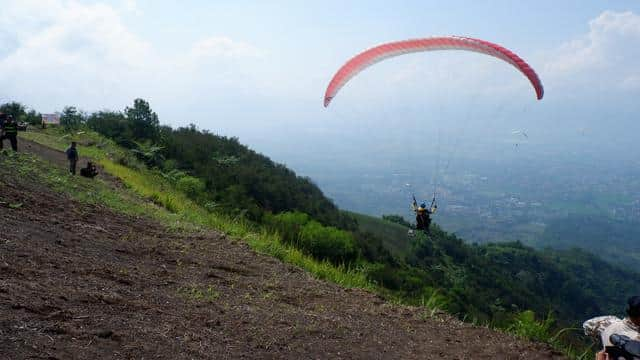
[0,140,566,359]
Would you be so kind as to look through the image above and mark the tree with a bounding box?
[60,106,84,131]
[125,99,159,141]
[131,141,165,167]
[24,110,42,125]
[176,176,206,199]
[0,102,26,120]
[0,102,41,125]
[86,111,131,145]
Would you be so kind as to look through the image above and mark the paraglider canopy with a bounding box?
[512,130,529,138]
[324,36,544,107]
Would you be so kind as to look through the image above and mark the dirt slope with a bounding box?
[0,141,565,359]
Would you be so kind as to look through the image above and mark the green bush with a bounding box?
[265,211,310,245]
[176,176,205,199]
[508,310,554,342]
[365,263,403,289]
[115,152,142,169]
[265,212,358,264]
[298,220,358,264]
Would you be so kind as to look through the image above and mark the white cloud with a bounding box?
[544,10,640,92]
[190,36,263,60]
[0,1,155,109]
[330,11,640,108]
[121,0,138,14]
[0,0,264,114]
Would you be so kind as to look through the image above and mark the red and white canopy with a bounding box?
[324,36,544,107]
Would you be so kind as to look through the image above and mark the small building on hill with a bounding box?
[41,114,60,127]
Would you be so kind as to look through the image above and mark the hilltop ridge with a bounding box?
[4,98,637,359]
[0,139,564,359]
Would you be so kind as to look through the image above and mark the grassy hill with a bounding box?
[350,205,640,327]
[6,97,636,358]
[2,145,570,359]
[9,127,622,358]
[19,129,369,289]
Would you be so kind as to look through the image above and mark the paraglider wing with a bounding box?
[512,130,529,138]
[324,36,544,107]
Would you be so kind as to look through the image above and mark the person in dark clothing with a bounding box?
[0,113,5,148]
[65,142,79,174]
[411,199,437,234]
[584,296,640,358]
[80,161,99,178]
[0,115,18,151]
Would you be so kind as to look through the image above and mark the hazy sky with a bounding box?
[1,1,639,166]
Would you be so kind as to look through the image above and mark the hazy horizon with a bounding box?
[2,1,640,246]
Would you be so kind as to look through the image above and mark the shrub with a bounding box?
[115,152,142,169]
[298,221,358,264]
[176,176,205,199]
[266,212,358,264]
[265,211,310,245]
[508,310,554,342]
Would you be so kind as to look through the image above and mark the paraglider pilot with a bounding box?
[411,198,437,234]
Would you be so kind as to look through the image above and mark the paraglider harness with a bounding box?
[411,194,437,235]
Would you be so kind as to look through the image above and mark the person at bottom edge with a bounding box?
[584,296,640,359]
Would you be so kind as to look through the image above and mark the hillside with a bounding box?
[349,212,413,256]
[0,140,564,359]
[354,213,640,325]
[5,99,637,358]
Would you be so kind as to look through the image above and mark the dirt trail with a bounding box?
[0,143,566,359]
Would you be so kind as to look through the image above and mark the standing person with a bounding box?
[0,115,18,151]
[65,142,79,175]
[0,113,5,149]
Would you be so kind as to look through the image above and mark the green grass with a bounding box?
[2,150,185,227]
[507,310,594,359]
[12,127,588,359]
[178,284,220,302]
[13,128,373,291]
[21,127,127,161]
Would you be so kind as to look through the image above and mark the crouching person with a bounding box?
[80,161,98,178]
